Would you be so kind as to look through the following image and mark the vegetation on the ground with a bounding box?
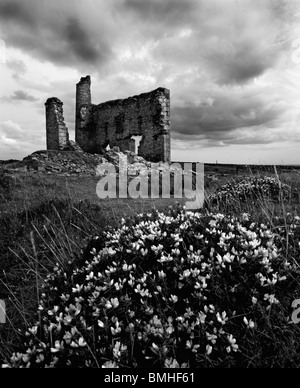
[1,169,300,367]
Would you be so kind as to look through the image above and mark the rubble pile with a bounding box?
[2,142,184,179]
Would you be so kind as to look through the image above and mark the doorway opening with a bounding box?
[131,135,143,154]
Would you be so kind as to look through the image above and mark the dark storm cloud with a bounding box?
[0,1,36,28]
[10,90,38,102]
[1,90,38,102]
[0,0,111,69]
[64,18,103,63]
[134,0,295,89]
[205,41,279,85]
[196,1,294,86]
[171,93,285,145]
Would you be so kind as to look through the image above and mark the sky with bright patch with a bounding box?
[0,0,300,164]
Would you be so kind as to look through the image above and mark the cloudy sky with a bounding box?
[0,0,300,164]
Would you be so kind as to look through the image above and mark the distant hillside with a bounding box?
[172,162,300,174]
[1,152,300,176]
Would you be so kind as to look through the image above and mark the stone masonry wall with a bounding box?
[75,76,92,149]
[45,97,69,150]
[75,76,171,163]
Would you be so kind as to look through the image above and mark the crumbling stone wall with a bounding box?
[45,97,69,150]
[75,76,92,150]
[75,76,171,162]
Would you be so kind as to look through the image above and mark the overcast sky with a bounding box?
[0,0,300,164]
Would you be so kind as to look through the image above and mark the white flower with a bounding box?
[72,284,83,293]
[78,337,87,347]
[169,295,178,303]
[243,317,255,329]
[206,332,217,344]
[111,320,121,335]
[111,298,119,308]
[164,358,179,368]
[50,340,63,353]
[182,269,191,278]
[102,360,119,368]
[227,334,238,352]
[140,248,148,256]
[28,326,38,335]
[107,247,116,256]
[264,293,279,305]
[216,311,228,325]
[151,343,160,355]
[113,341,120,359]
[223,253,234,263]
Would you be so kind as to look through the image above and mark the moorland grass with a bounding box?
[0,169,300,367]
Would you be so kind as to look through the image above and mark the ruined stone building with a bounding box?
[45,97,69,150]
[45,76,171,162]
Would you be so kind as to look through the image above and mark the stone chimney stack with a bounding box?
[75,75,92,148]
[45,97,69,150]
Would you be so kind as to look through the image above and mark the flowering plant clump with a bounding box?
[3,207,300,368]
[206,176,291,206]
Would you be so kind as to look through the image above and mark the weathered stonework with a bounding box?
[45,97,69,150]
[75,76,171,162]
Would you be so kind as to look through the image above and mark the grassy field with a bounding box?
[0,171,185,362]
[0,168,300,367]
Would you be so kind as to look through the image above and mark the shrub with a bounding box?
[3,206,300,368]
[206,176,291,208]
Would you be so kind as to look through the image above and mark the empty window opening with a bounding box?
[131,135,143,154]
